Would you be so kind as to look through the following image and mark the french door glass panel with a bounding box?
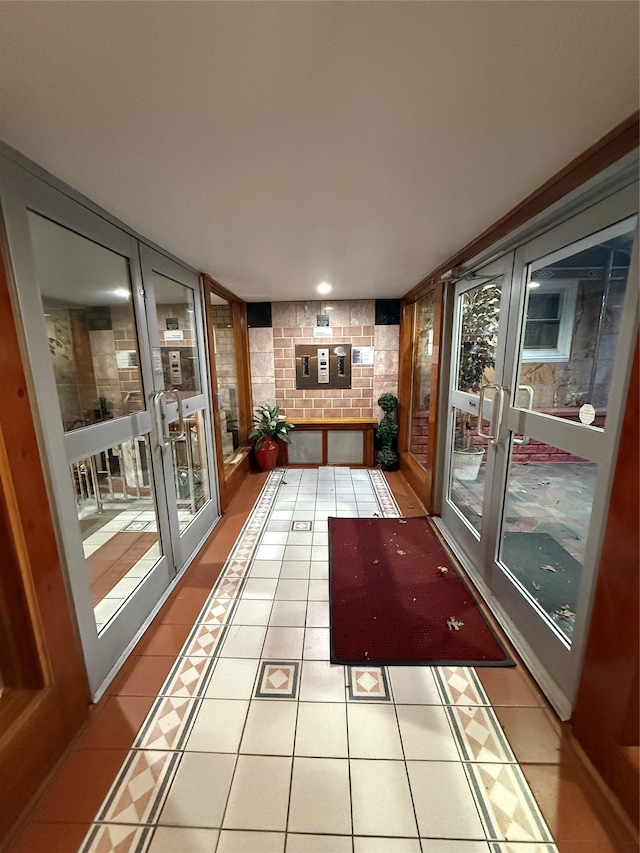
[497,438,597,643]
[439,183,638,713]
[517,218,636,428]
[0,159,219,695]
[140,246,218,564]
[25,210,168,643]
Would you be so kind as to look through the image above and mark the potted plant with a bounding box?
[249,403,294,471]
[452,283,500,481]
[376,392,399,471]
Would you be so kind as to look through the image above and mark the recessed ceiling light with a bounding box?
[317,281,332,295]
[528,281,541,289]
[113,287,130,299]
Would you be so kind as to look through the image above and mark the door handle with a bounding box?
[513,384,534,446]
[477,383,504,445]
[152,390,186,447]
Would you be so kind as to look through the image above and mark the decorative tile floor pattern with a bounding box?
[80,467,558,853]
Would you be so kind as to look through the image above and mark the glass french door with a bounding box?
[0,157,219,695]
[440,183,638,716]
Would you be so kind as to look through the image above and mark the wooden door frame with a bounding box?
[0,238,89,843]
[202,274,253,511]
[398,282,444,513]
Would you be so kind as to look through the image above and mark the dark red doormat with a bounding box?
[329,516,513,667]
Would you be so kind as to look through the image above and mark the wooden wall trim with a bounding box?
[202,274,253,512]
[398,283,444,514]
[572,333,639,827]
[0,238,89,842]
[404,111,639,303]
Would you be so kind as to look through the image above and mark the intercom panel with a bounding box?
[295,344,352,390]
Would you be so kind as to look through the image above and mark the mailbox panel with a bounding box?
[295,344,352,390]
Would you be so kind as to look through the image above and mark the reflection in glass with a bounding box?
[518,220,634,428]
[154,273,201,396]
[499,438,597,642]
[28,212,144,432]
[449,408,487,534]
[409,293,435,467]
[169,411,211,528]
[457,281,501,394]
[210,294,241,464]
[71,436,162,632]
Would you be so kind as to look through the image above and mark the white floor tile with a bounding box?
[295,702,348,758]
[262,626,305,659]
[287,757,352,834]
[299,661,346,702]
[407,760,485,839]
[310,562,329,579]
[275,578,309,600]
[223,755,291,831]
[350,759,418,837]
[256,543,286,561]
[269,600,307,627]
[389,667,442,704]
[284,544,313,561]
[220,625,267,658]
[308,579,329,601]
[305,601,329,627]
[148,826,220,852]
[286,835,351,853]
[185,699,249,752]
[159,752,236,828]
[205,659,260,700]
[354,838,422,853]
[240,699,297,755]
[419,842,490,852]
[347,704,404,759]
[280,561,311,579]
[396,704,461,761]
[250,561,283,578]
[260,532,289,545]
[242,578,279,599]
[217,830,285,853]
[231,600,273,626]
[303,627,330,660]
[286,531,313,545]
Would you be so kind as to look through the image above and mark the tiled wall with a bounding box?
[248,300,399,420]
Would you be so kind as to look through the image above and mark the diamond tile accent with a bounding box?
[469,762,554,843]
[97,750,179,825]
[255,661,300,698]
[448,704,516,763]
[81,822,150,852]
[489,842,558,852]
[124,521,148,532]
[292,520,312,531]
[368,470,401,516]
[347,666,390,701]
[215,577,243,599]
[134,696,198,750]
[182,624,223,658]
[436,666,488,705]
[200,598,234,625]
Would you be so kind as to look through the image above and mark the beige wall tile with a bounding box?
[350,300,375,326]
[249,327,274,353]
[375,325,400,351]
[271,302,297,328]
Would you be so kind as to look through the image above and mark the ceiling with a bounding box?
[0,2,637,303]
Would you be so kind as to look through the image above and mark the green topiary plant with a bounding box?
[248,403,294,450]
[376,393,399,471]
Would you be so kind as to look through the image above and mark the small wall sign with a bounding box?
[313,326,333,338]
[166,318,179,330]
[579,403,596,425]
[352,346,374,365]
[316,314,330,327]
[116,350,138,369]
[164,330,184,341]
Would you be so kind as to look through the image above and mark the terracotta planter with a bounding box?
[255,437,279,471]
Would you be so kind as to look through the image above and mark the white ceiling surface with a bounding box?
[0,2,638,303]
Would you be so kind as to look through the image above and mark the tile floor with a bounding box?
[7,468,636,853]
